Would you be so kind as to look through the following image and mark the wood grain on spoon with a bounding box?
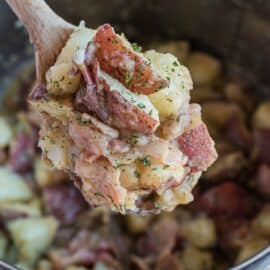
[6,0,75,83]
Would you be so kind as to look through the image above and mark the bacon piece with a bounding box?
[198,182,252,218]
[69,119,112,156]
[43,182,88,225]
[253,129,270,163]
[74,157,126,208]
[9,131,37,173]
[137,218,177,258]
[255,164,270,196]
[177,123,217,172]
[92,24,168,94]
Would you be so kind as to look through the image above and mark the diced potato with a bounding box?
[46,24,96,95]
[224,82,252,111]
[252,206,270,237]
[119,164,140,190]
[29,98,73,122]
[252,101,270,129]
[125,214,151,234]
[0,167,32,203]
[191,86,221,103]
[179,217,216,248]
[39,127,72,170]
[37,260,53,270]
[0,232,8,259]
[7,216,58,264]
[93,262,109,270]
[181,245,213,270]
[0,199,41,218]
[145,50,192,118]
[202,101,244,128]
[67,266,88,270]
[15,262,31,270]
[139,161,186,191]
[204,152,246,181]
[46,63,81,96]
[186,52,221,86]
[0,117,13,147]
[152,40,190,62]
[34,157,67,188]
[236,238,269,263]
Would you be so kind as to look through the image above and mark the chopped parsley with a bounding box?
[138,103,146,109]
[149,109,153,116]
[127,135,139,145]
[95,192,105,198]
[138,64,145,73]
[125,72,134,84]
[154,202,161,209]
[163,165,170,169]
[131,42,142,52]
[112,38,119,44]
[49,138,55,144]
[139,156,151,166]
[173,61,179,67]
[78,118,92,125]
[113,160,123,169]
[134,170,141,178]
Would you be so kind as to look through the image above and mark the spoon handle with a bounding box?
[5,0,74,82]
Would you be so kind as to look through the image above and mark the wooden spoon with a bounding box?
[5,0,75,83]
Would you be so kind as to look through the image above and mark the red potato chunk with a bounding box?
[75,60,159,134]
[177,123,217,172]
[93,24,168,94]
[198,182,252,218]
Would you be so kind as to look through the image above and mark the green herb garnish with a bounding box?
[131,42,142,52]
[173,61,179,67]
[138,103,146,109]
[134,170,141,178]
[125,72,134,84]
[139,156,151,166]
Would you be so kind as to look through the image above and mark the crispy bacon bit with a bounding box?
[156,254,183,270]
[75,157,126,208]
[92,24,168,94]
[253,129,270,163]
[43,182,88,225]
[9,131,37,173]
[137,218,177,258]
[226,116,252,150]
[28,84,48,100]
[49,230,120,269]
[177,123,217,172]
[69,120,111,156]
[198,182,252,218]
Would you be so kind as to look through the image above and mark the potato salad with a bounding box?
[29,23,217,214]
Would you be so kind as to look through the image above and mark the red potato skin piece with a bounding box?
[177,123,217,172]
[75,60,159,134]
[93,24,168,94]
